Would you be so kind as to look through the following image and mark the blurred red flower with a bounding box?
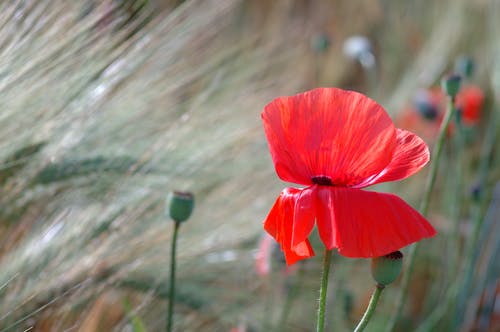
[456,85,484,126]
[255,233,274,276]
[261,88,436,265]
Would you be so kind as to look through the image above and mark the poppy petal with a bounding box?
[456,85,484,125]
[314,186,340,250]
[315,187,436,258]
[355,129,430,187]
[291,187,316,248]
[262,88,397,186]
[263,187,315,264]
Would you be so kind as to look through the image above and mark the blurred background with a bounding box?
[0,0,498,331]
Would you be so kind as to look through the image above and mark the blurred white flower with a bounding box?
[343,35,375,69]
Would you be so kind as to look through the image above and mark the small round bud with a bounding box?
[416,102,438,121]
[311,34,330,54]
[371,251,403,286]
[441,74,462,98]
[455,56,475,79]
[470,183,482,202]
[414,90,438,121]
[167,191,194,223]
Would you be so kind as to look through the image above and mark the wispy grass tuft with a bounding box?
[0,1,497,331]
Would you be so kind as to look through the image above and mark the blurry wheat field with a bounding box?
[0,0,498,331]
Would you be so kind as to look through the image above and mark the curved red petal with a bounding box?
[291,187,316,248]
[355,129,430,187]
[314,186,340,250]
[263,187,315,265]
[315,187,436,258]
[262,88,396,186]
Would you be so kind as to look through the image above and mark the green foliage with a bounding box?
[0,1,497,331]
[33,156,137,184]
[124,299,147,332]
[0,142,45,184]
[118,277,210,310]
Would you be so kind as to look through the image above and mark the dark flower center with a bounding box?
[311,176,333,186]
[173,191,194,199]
[384,251,403,260]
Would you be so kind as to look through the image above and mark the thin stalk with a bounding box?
[354,284,385,332]
[421,95,456,215]
[453,95,500,329]
[414,282,459,332]
[417,81,499,331]
[316,249,333,332]
[415,124,464,331]
[167,221,181,332]
[386,95,457,332]
[450,115,465,277]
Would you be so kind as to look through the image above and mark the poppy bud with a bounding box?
[455,56,475,79]
[311,34,330,54]
[414,90,438,121]
[416,103,438,121]
[371,251,403,286]
[167,191,194,223]
[441,74,462,98]
[470,183,482,202]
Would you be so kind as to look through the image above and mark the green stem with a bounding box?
[386,96,456,332]
[420,95,456,215]
[415,282,459,332]
[453,93,500,329]
[354,284,385,332]
[316,249,333,332]
[167,221,181,332]
[449,112,465,281]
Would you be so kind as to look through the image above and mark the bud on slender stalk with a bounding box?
[167,191,194,223]
[166,190,194,332]
[414,90,438,121]
[442,74,462,98]
[470,183,482,203]
[371,251,403,286]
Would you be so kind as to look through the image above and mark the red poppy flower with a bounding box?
[456,85,484,126]
[262,88,436,265]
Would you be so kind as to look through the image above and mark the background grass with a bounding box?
[0,0,498,331]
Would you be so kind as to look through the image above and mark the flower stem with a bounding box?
[452,95,500,329]
[354,284,385,332]
[386,95,456,332]
[167,221,181,332]
[316,249,332,332]
[420,95,456,215]
[449,112,465,282]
